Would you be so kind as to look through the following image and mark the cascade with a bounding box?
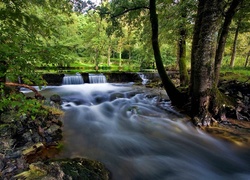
[62,73,84,85]
[22,83,250,179]
[138,73,149,85]
[89,73,107,83]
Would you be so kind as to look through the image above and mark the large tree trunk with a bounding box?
[190,0,206,96]
[214,0,242,85]
[191,0,222,126]
[149,0,186,106]
[230,21,240,68]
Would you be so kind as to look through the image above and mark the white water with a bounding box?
[89,73,107,83]
[62,73,84,85]
[23,83,250,179]
[138,73,149,85]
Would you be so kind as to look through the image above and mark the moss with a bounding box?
[220,71,250,83]
[59,158,110,180]
[14,163,47,180]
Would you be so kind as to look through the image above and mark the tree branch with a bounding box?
[111,6,150,19]
[5,82,44,99]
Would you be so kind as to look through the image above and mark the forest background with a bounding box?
[0,0,249,125]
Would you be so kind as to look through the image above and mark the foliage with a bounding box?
[0,90,48,120]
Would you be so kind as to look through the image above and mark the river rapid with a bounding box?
[23,83,250,180]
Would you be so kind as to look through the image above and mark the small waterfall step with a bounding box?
[89,73,107,83]
[62,73,84,85]
[138,73,149,85]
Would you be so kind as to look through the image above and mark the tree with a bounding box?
[0,0,73,114]
[100,0,186,105]
[229,19,241,68]
[229,0,250,68]
[214,0,243,85]
[149,0,185,105]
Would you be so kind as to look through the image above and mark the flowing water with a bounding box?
[62,73,84,85]
[23,83,250,180]
[89,73,107,83]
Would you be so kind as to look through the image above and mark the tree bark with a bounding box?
[5,82,44,99]
[191,0,222,126]
[214,0,242,85]
[177,0,189,87]
[230,21,240,68]
[190,0,206,95]
[177,28,189,87]
[149,0,186,106]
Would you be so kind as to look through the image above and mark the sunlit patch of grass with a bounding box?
[220,66,250,82]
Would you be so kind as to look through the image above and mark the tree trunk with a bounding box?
[191,0,222,126]
[214,0,242,85]
[190,0,206,95]
[230,21,240,68]
[149,0,186,106]
[177,28,189,87]
[177,0,189,87]
[118,47,122,67]
[245,50,250,67]
[107,45,111,66]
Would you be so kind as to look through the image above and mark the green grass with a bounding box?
[220,66,250,82]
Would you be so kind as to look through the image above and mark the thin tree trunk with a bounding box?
[149,0,186,106]
[191,0,222,126]
[230,22,240,67]
[119,47,122,67]
[214,0,242,85]
[177,29,189,87]
[177,0,189,87]
[107,45,111,66]
[245,51,250,67]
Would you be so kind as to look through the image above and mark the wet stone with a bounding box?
[50,94,62,105]
[15,158,111,180]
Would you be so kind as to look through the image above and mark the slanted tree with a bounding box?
[214,0,243,85]
[229,0,250,68]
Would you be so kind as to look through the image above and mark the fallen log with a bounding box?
[5,82,44,99]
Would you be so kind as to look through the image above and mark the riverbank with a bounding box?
[0,74,249,179]
[0,103,110,179]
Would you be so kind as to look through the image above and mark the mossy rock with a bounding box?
[15,158,111,180]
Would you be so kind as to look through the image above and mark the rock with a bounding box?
[50,94,62,105]
[15,158,111,180]
[0,159,5,171]
[0,124,13,137]
[22,143,44,157]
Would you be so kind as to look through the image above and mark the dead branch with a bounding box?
[5,82,44,99]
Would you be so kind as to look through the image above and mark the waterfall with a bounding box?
[89,73,107,83]
[138,73,149,85]
[62,73,84,85]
